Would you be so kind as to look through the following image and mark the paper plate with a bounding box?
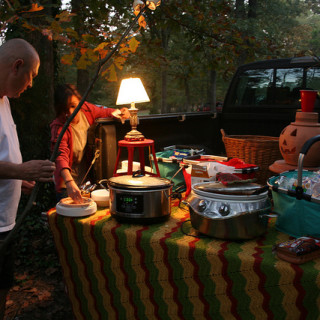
[56,197,97,217]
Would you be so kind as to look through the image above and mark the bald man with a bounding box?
[0,38,55,319]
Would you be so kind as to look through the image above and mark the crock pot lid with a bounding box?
[193,181,263,195]
[108,175,172,188]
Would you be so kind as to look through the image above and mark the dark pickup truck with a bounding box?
[91,56,320,181]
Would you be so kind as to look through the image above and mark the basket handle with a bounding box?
[299,134,320,156]
[220,129,227,141]
[297,134,320,194]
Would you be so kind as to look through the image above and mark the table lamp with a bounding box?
[116,77,150,141]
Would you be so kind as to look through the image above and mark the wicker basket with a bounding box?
[221,129,282,185]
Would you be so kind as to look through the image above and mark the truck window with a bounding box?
[233,68,273,106]
[306,68,320,89]
[223,57,320,115]
[274,68,303,105]
[230,66,311,108]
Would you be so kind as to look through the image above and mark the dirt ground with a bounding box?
[5,267,74,320]
[3,214,75,320]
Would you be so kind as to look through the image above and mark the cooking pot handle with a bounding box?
[132,170,144,177]
[260,211,278,219]
[252,185,269,195]
[98,179,109,190]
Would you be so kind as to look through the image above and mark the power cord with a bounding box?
[180,219,208,239]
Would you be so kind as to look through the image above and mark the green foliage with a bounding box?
[15,181,59,270]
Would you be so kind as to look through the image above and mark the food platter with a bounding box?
[56,197,97,217]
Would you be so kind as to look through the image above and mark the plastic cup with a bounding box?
[300,90,318,112]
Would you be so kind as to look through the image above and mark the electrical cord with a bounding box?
[180,219,208,239]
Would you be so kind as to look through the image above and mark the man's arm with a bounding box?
[0,160,55,182]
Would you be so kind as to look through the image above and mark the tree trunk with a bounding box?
[248,0,258,18]
[32,34,55,117]
[184,77,191,112]
[71,0,90,93]
[235,0,246,18]
[161,68,168,114]
[234,0,258,66]
[77,69,90,96]
[160,27,170,113]
[6,1,56,160]
[208,69,216,112]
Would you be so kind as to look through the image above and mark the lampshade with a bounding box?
[116,78,150,106]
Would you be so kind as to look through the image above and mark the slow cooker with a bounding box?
[186,182,272,240]
[107,174,173,224]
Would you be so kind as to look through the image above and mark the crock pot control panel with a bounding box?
[116,194,144,214]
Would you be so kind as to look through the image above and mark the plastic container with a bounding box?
[150,146,204,191]
[268,135,320,238]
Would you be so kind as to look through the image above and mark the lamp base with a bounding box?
[125,129,145,141]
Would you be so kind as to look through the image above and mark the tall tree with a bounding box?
[3,0,59,160]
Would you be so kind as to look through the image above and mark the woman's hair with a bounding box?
[54,84,82,117]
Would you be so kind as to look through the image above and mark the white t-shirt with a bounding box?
[0,96,22,232]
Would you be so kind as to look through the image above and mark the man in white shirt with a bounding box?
[0,38,56,319]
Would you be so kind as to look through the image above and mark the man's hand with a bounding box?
[19,160,55,182]
[21,180,35,194]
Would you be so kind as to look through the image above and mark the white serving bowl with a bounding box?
[91,189,110,207]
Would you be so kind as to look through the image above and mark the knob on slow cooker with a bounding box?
[198,200,207,212]
[219,203,230,216]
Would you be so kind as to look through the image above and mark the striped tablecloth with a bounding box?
[47,200,320,320]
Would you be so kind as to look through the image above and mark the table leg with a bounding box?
[127,147,134,175]
[113,147,122,176]
[139,147,145,175]
[151,145,160,177]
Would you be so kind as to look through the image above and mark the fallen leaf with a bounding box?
[6,300,14,306]
[12,286,20,292]
[24,287,38,293]
[16,273,28,281]
[38,290,51,301]
[45,267,58,276]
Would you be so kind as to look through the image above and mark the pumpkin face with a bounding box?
[279,127,297,157]
[279,112,320,167]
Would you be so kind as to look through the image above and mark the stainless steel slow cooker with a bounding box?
[107,174,173,224]
[186,182,272,240]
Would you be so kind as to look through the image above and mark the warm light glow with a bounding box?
[116,78,150,106]
[116,77,150,141]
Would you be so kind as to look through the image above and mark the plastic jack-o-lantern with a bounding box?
[279,112,320,167]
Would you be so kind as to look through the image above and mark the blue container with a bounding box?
[150,147,204,191]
